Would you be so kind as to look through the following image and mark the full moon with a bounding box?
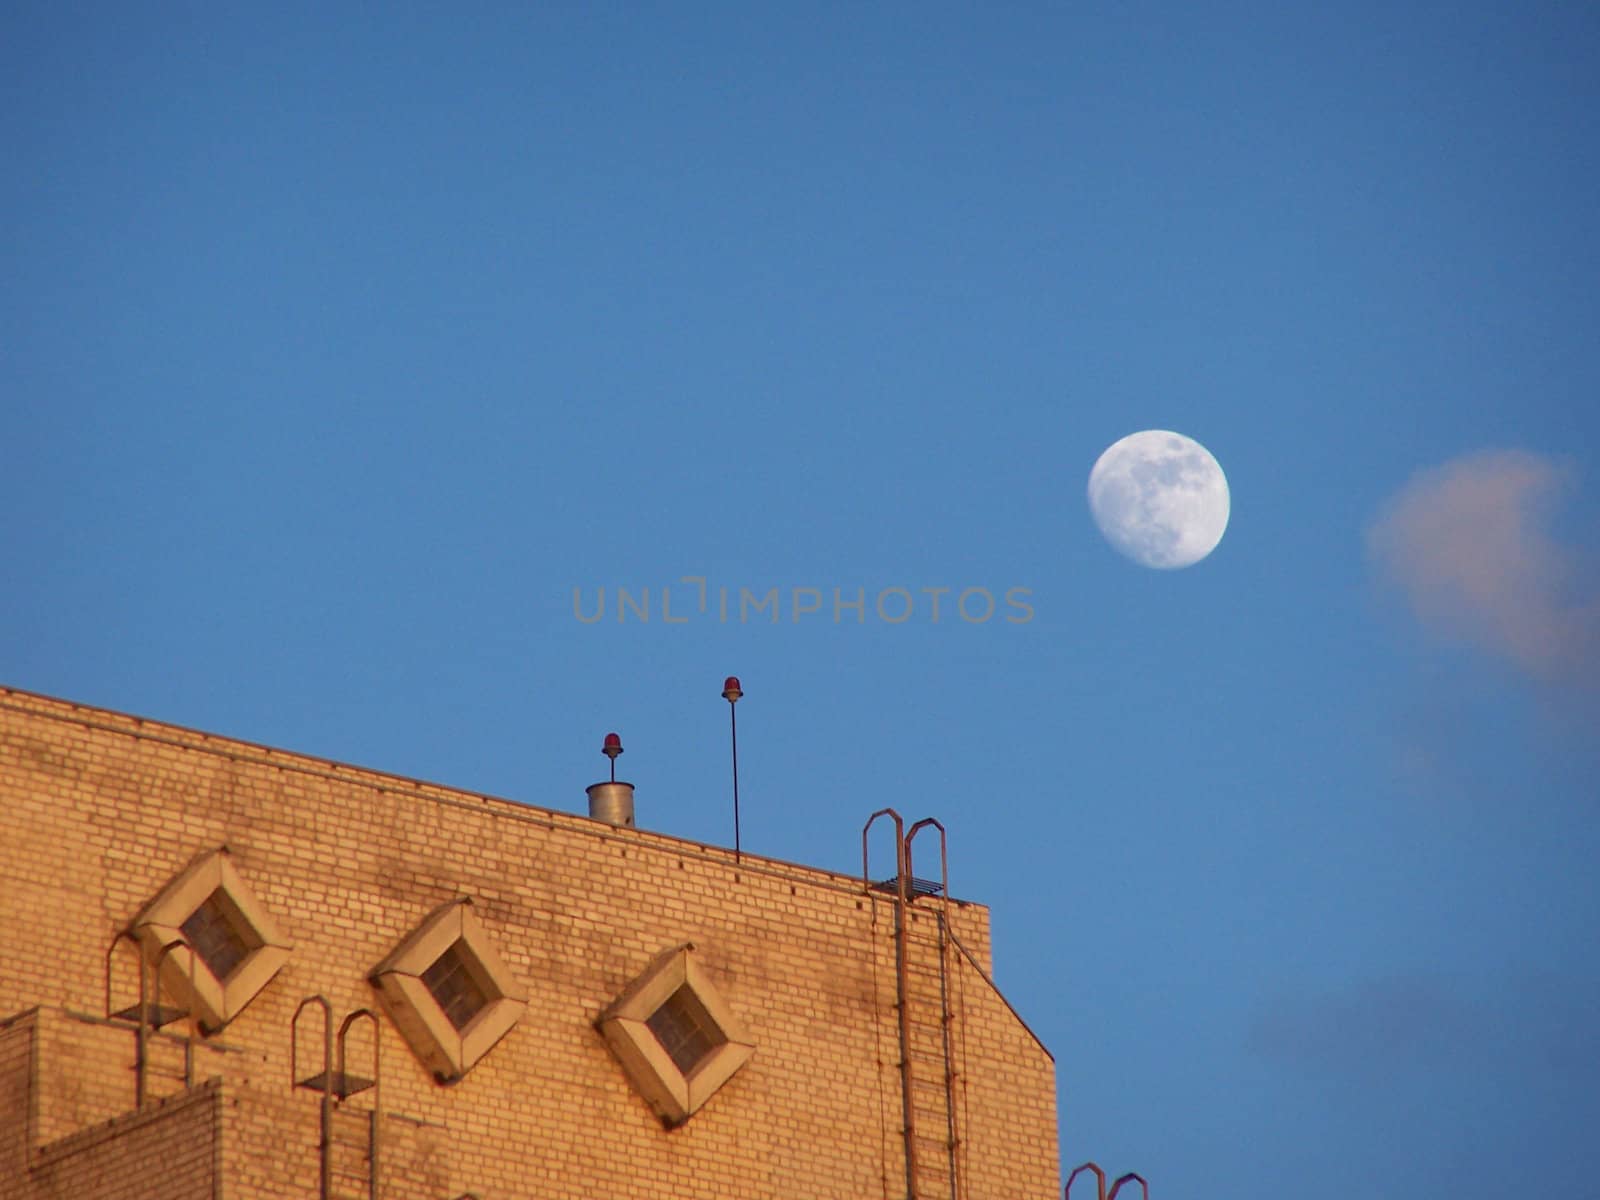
[1087,430,1230,569]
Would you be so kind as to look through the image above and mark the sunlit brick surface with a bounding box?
[0,685,1059,1199]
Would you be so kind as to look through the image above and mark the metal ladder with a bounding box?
[105,930,198,1109]
[864,810,961,1200]
[293,996,382,1200]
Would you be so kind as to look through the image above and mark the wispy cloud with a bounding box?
[1367,451,1600,686]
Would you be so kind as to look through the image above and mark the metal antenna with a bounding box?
[722,677,743,864]
[602,732,623,783]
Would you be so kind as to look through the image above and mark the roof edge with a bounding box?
[0,683,985,910]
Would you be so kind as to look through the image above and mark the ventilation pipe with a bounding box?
[586,732,635,828]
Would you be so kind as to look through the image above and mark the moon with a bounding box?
[1087,430,1230,569]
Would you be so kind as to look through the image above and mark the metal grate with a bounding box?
[870,875,945,899]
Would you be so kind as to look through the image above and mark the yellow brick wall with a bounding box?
[0,1011,220,1200]
[0,686,1058,1200]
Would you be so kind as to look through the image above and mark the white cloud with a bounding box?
[1368,451,1600,686]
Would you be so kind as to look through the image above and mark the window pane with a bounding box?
[422,943,490,1031]
[646,986,722,1075]
[181,891,251,981]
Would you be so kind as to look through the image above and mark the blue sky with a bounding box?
[4,4,1598,1194]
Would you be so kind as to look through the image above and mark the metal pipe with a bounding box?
[183,939,197,1088]
[730,699,741,862]
[135,946,148,1109]
[723,677,743,863]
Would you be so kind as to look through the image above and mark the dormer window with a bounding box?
[597,943,754,1127]
[369,898,526,1082]
[133,849,291,1033]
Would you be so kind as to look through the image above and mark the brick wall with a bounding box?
[0,1010,220,1200]
[0,686,1058,1199]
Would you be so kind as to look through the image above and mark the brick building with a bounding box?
[0,685,1060,1199]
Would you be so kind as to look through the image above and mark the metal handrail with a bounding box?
[337,1007,382,1200]
[862,807,908,896]
[1067,1162,1108,1200]
[863,808,917,1199]
[1068,1161,1149,1199]
[150,938,197,1090]
[105,930,197,1107]
[904,817,948,907]
[292,995,334,1199]
[905,816,959,1200]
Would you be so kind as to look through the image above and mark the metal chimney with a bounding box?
[587,732,635,827]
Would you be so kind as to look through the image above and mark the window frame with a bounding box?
[597,943,755,1127]
[369,898,526,1083]
[133,849,291,1034]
